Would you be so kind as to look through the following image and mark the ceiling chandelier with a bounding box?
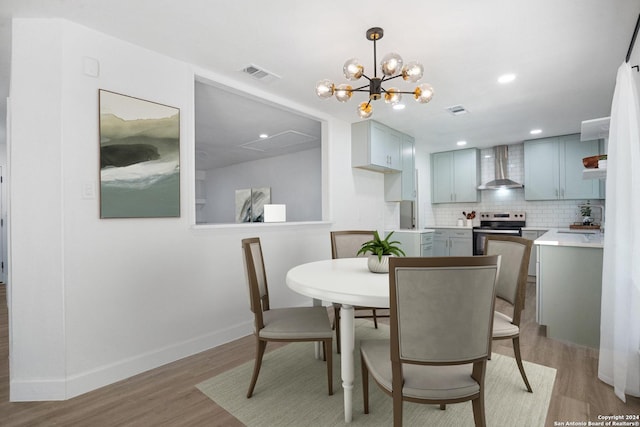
[315,27,434,119]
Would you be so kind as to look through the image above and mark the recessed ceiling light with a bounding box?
[456,140,467,146]
[530,129,542,135]
[392,104,406,110]
[498,73,516,84]
[259,133,269,139]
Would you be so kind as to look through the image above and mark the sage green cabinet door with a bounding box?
[369,121,399,169]
[453,149,479,203]
[431,229,472,256]
[561,135,602,199]
[449,236,472,256]
[431,148,479,203]
[431,152,454,203]
[432,230,449,256]
[524,134,602,201]
[352,120,401,172]
[524,138,560,200]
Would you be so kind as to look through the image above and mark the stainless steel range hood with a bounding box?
[478,145,524,190]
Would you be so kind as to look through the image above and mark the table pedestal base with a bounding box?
[340,304,355,422]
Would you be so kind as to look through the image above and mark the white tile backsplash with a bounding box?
[427,143,604,228]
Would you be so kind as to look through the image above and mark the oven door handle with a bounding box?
[473,229,521,234]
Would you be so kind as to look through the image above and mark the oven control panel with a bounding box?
[478,211,526,221]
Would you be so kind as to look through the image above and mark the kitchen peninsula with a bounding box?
[534,229,604,348]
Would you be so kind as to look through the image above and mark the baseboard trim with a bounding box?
[10,321,253,401]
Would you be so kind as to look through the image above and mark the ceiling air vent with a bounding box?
[446,105,469,116]
[241,64,281,83]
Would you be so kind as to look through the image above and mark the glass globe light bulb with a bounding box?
[335,84,353,102]
[357,102,373,119]
[343,58,364,80]
[413,83,434,104]
[384,88,402,104]
[402,61,424,82]
[380,52,403,76]
[315,79,335,99]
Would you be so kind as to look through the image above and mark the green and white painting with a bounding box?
[99,90,180,218]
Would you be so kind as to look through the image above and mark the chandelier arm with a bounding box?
[350,83,372,91]
[381,74,403,83]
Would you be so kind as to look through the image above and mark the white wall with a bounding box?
[202,146,321,223]
[8,18,388,401]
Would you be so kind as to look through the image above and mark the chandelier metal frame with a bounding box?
[315,27,434,118]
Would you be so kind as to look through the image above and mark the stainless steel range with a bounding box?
[472,211,526,255]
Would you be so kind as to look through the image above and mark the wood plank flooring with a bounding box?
[1,281,639,426]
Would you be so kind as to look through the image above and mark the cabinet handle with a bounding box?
[561,188,565,198]
[555,188,558,197]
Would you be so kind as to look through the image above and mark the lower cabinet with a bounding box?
[432,228,472,256]
[522,230,548,276]
[386,231,434,256]
[537,244,603,348]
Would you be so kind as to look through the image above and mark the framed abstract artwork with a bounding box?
[235,187,271,222]
[99,90,180,218]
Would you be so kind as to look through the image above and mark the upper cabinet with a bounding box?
[431,148,480,204]
[384,134,416,201]
[524,134,603,200]
[352,120,401,172]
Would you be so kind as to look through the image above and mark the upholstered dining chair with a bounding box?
[241,237,333,398]
[484,234,534,392]
[330,230,390,353]
[360,255,500,427]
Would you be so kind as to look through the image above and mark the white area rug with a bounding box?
[198,320,556,426]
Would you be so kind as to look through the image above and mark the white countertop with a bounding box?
[521,227,550,232]
[423,225,474,230]
[534,228,604,248]
[388,229,435,233]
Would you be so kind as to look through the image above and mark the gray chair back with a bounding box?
[389,256,500,364]
[241,237,269,330]
[330,230,375,259]
[484,235,532,313]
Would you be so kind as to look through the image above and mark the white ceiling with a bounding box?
[1,0,639,158]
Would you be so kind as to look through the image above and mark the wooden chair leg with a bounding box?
[335,307,341,354]
[392,388,403,427]
[247,339,267,398]
[472,394,487,427]
[512,336,533,392]
[372,308,378,328]
[361,354,370,414]
[325,339,333,395]
[440,404,446,410]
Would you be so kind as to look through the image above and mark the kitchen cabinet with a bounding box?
[352,120,401,172]
[522,230,548,276]
[431,148,479,203]
[536,242,603,348]
[386,230,434,256]
[432,228,472,256]
[384,134,416,201]
[524,134,603,200]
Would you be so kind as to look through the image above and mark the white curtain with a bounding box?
[598,62,640,401]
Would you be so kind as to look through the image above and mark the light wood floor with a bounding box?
[1,281,639,426]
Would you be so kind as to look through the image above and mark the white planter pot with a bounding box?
[367,255,391,273]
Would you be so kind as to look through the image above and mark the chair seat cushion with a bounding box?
[260,307,333,340]
[493,311,519,338]
[360,340,480,401]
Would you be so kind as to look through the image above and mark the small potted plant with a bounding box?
[357,231,406,273]
[581,202,593,225]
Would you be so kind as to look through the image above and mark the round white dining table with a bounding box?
[286,257,389,423]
